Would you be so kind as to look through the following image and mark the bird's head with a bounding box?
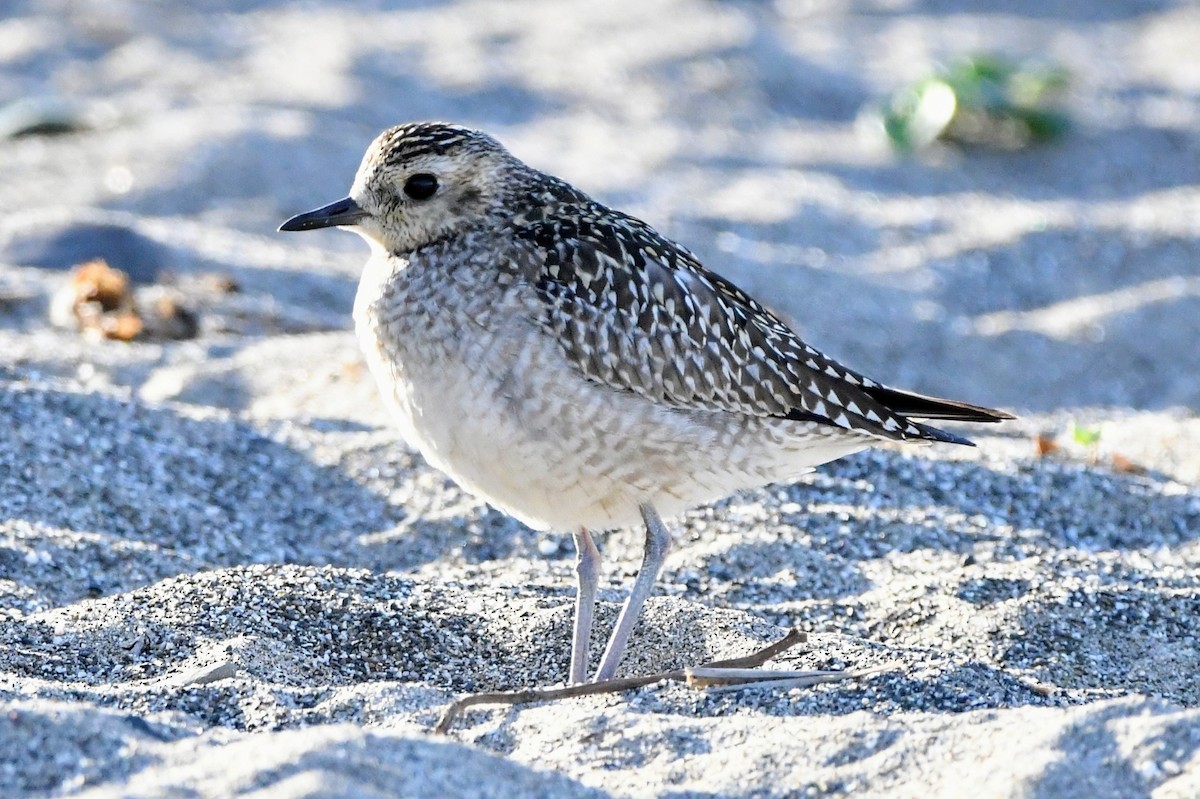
[280,122,522,254]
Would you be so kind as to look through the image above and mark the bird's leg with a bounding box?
[594,502,671,681]
[570,527,601,684]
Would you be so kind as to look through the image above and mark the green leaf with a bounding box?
[878,52,1071,151]
[1071,423,1102,447]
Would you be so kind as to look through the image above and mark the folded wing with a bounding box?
[519,203,1012,445]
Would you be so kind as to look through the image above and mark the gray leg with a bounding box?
[570,527,601,684]
[594,503,671,681]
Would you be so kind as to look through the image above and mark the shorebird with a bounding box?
[280,122,1012,684]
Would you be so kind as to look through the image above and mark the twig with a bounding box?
[434,628,807,734]
[433,674,664,735]
[685,666,847,687]
[701,661,902,693]
[697,628,808,669]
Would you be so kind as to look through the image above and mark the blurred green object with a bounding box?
[1071,423,1102,447]
[881,54,1071,151]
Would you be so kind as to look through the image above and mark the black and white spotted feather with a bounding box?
[516,193,1007,445]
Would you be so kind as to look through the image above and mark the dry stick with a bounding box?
[434,629,808,735]
[700,662,902,693]
[694,629,808,670]
[685,666,848,687]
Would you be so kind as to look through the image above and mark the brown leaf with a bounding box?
[102,311,143,341]
[1034,434,1059,457]
[71,259,132,312]
[1110,452,1143,474]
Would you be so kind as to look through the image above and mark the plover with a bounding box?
[281,122,1013,683]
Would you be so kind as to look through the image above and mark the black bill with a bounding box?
[279,197,367,232]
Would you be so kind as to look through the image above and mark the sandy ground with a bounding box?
[2,1,1199,797]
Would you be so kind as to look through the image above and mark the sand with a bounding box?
[2,1,1199,797]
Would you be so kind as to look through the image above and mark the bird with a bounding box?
[280,121,1013,685]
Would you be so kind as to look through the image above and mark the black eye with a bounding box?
[403,173,439,200]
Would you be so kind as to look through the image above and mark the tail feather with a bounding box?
[863,385,1016,424]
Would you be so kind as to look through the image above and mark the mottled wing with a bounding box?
[518,205,932,441]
